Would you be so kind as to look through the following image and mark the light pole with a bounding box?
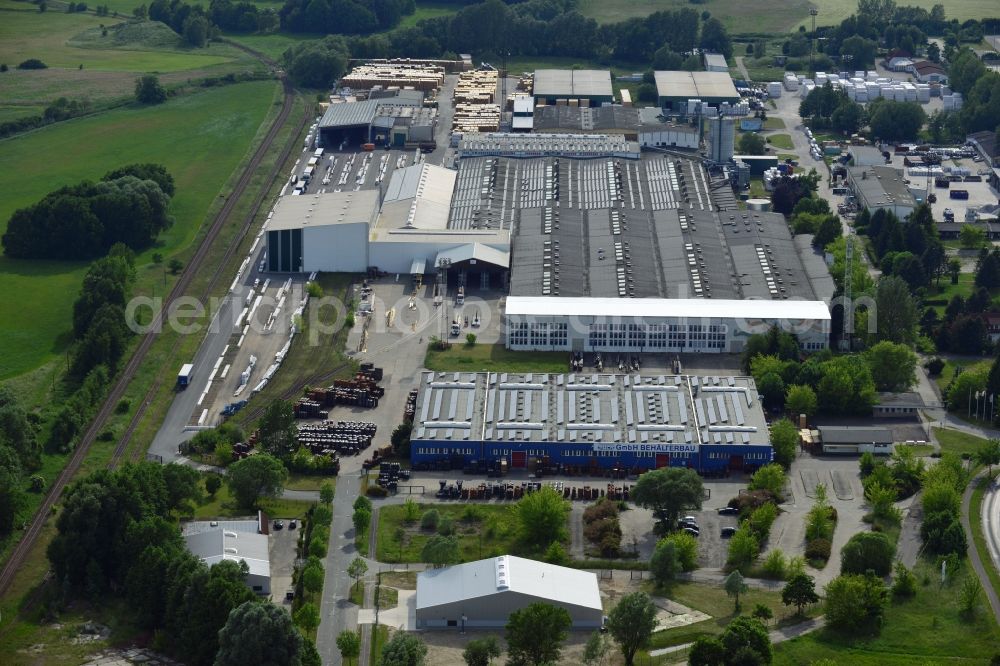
[810,9,818,73]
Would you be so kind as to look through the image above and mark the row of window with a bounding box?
[416,447,767,458]
[588,323,727,350]
[508,322,568,348]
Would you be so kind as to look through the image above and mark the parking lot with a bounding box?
[269,517,303,605]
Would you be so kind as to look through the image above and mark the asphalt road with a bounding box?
[148,249,266,462]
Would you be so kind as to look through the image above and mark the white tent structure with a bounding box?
[415,555,603,629]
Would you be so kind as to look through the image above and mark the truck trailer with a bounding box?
[177,363,194,389]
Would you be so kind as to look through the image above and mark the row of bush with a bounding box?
[804,483,837,566]
[582,498,623,558]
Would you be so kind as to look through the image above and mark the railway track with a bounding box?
[0,49,304,596]
[120,81,312,465]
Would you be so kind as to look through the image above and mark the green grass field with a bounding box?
[573,0,997,34]
[192,481,314,520]
[223,31,321,61]
[375,503,526,563]
[645,579,819,652]
[0,11,234,71]
[0,80,279,379]
[767,133,794,150]
[424,343,569,374]
[0,104,45,121]
[773,560,1000,664]
[396,1,457,29]
[932,427,990,456]
[934,357,989,393]
[577,0,812,33]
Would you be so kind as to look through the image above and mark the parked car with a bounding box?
[682,527,700,537]
[273,520,284,530]
[681,515,698,523]
[288,520,297,530]
[721,526,737,538]
[718,506,739,515]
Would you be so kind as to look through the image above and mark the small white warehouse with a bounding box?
[416,555,604,629]
[183,521,270,595]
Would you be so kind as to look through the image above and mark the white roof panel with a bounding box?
[416,555,602,611]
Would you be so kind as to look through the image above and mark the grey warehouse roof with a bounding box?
[508,156,820,302]
[267,190,379,231]
[534,69,613,99]
[319,91,424,129]
[417,555,602,612]
[817,426,894,445]
[184,528,270,578]
[849,166,916,209]
[412,371,770,447]
[533,105,641,134]
[654,71,740,100]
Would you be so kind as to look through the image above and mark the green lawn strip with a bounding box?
[646,580,818,650]
[370,624,389,666]
[285,474,336,492]
[375,582,399,609]
[767,134,794,150]
[349,581,364,606]
[0,81,278,379]
[897,443,935,457]
[970,476,1000,598]
[375,503,522,563]
[794,0,994,29]
[764,117,786,130]
[424,343,568,374]
[775,558,1000,663]
[379,571,417,589]
[933,427,990,457]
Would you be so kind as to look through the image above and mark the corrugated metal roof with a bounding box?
[435,243,510,268]
[505,296,831,320]
[267,191,379,231]
[318,99,382,129]
[654,71,740,100]
[416,556,602,611]
[534,69,613,98]
[184,529,270,578]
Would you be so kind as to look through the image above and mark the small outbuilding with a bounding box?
[816,426,894,455]
[872,392,925,419]
[415,555,603,629]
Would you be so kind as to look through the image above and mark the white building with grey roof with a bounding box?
[182,520,270,595]
[416,555,603,629]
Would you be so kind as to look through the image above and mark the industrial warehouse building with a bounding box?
[265,131,831,352]
[530,105,700,151]
[532,69,614,106]
[317,90,433,147]
[266,163,510,276]
[416,555,603,629]
[183,520,270,595]
[410,371,774,474]
[816,426,894,455]
[846,165,919,217]
[654,71,741,110]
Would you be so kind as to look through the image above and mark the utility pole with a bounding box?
[810,9,818,73]
[840,234,853,351]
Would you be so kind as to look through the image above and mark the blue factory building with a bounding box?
[409,372,773,476]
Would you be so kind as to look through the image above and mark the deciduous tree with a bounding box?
[505,603,572,665]
[631,467,704,532]
[226,454,287,509]
[606,592,657,666]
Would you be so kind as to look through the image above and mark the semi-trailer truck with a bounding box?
[177,363,194,389]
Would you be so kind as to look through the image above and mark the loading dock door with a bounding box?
[655,454,670,469]
[511,452,527,468]
[729,455,744,471]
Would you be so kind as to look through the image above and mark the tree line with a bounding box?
[0,97,94,139]
[46,462,321,665]
[0,387,42,539]
[2,163,174,260]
